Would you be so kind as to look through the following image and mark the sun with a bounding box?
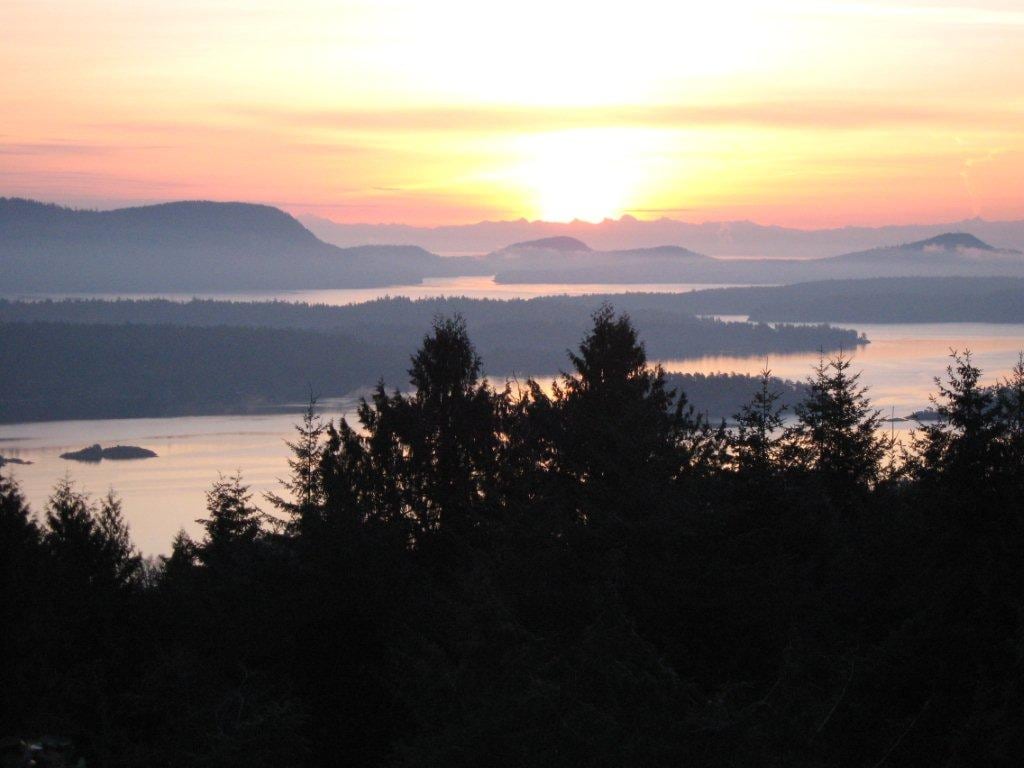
[516,129,648,222]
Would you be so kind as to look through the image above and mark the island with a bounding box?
[0,455,33,468]
[59,444,158,462]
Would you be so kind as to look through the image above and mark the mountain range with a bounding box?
[302,213,1024,257]
[3,198,1024,292]
[488,232,1024,284]
[0,198,468,292]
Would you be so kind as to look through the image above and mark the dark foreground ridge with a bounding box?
[3,308,1024,766]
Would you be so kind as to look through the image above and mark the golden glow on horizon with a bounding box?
[2,0,1023,225]
[515,129,655,222]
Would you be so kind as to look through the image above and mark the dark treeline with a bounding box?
[597,277,1024,324]
[4,307,1024,766]
[664,371,807,420]
[0,319,802,423]
[0,297,859,422]
[0,294,863,351]
[0,322,406,422]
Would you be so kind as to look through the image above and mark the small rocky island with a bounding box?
[0,455,33,468]
[59,444,158,462]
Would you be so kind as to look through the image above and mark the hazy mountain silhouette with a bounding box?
[505,236,592,252]
[828,233,1014,261]
[913,233,1000,251]
[816,233,1023,277]
[491,232,1024,284]
[7,198,1024,292]
[488,238,714,283]
[302,212,1024,257]
[0,198,456,291]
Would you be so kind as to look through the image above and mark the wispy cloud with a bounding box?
[230,100,1024,135]
[0,142,170,156]
[0,142,114,156]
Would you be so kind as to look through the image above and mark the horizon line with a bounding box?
[3,194,1014,234]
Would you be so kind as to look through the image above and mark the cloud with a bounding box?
[0,142,115,156]
[0,142,171,156]
[229,100,1024,135]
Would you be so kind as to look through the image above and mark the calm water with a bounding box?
[4,276,746,305]
[0,406,360,555]
[4,274,1024,553]
[663,322,1024,416]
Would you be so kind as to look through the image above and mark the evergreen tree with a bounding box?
[788,353,890,491]
[912,350,1001,487]
[95,490,141,589]
[549,304,680,525]
[197,472,264,562]
[0,469,37,567]
[267,397,327,533]
[994,354,1024,487]
[0,471,42,736]
[319,315,501,544]
[731,365,787,476]
[403,315,501,538]
[42,479,139,589]
[41,480,140,595]
[43,477,97,559]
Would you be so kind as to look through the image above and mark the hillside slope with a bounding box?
[0,198,447,291]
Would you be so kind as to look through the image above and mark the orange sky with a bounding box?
[2,0,1023,226]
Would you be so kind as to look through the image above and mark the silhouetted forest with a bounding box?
[0,294,864,347]
[0,322,405,422]
[4,307,1024,766]
[663,371,807,420]
[12,275,1024,332]
[661,277,1024,323]
[0,297,859,421]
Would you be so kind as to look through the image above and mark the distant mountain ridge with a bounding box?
[504,236,592,252]
[5,197,1024,293]
[488,238,714,283]
[302,213,1024,257]
[911,233,1001,251]
[0,198,455,292]
[823,233,1022,274]
[489,232,1024,284]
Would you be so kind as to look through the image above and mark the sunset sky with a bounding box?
[3,0,1023,226]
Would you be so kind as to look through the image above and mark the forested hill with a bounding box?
[576,278,1024,323]
[0,296,855,421]
[0,198,453,291]
[0,295,863,353]
[0,293,863,346]
[12,277,1013,326]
